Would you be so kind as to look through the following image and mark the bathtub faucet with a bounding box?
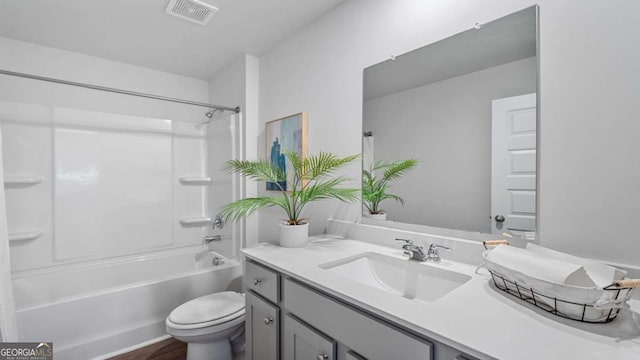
[204,235,222,245]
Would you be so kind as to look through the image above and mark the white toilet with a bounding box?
[166,291,246,360]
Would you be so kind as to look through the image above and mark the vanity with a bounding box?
[242,238,476,360]
[241,237,640,360]
[239,4,640,359]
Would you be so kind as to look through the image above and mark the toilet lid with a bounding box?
[168,291,245,326]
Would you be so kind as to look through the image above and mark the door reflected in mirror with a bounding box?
[362,6,538,236]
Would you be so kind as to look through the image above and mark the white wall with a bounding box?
[209,54,260,247]
[0,37,209,118]
[207,56,246,257]
[365,57,536,232]
[258,0,640,266]
[0,37,214,271]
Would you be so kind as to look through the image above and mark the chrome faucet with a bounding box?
[426,243,450,263]
[212,214,224,229]
[204,235,222,245]
[395,238,427,262]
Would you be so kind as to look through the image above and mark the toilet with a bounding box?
[166,291,246,360]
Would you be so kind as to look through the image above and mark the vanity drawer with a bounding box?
[283,278,432,360]
[246,260,280,303]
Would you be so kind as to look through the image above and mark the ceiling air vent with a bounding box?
[165,0,218,26]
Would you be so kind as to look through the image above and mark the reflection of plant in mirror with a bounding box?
[362,159,418,215]
[221,150,360,225]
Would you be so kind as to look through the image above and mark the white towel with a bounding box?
[526,243,625,288]
[483,245,632,321]
[485,245,596,287]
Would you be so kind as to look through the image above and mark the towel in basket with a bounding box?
[482,240,638,323]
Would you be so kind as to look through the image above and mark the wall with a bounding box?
[258,0,640,266]
[0,37,209,116]
[209,54,260,247]
[0,37,214,271]
[365,57,536,232]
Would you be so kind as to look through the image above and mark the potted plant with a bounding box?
[362,159,418,220]
[220,150,360,247]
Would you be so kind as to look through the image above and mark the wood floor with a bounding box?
[107,338,246,360]
[107,338,186,360]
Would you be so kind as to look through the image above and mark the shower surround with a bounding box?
[0,98,241,358]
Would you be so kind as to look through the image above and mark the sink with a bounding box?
[319,252,471,302]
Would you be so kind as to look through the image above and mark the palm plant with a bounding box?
[362,159,418,215]
[221,150,360,225]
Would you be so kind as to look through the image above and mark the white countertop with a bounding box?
[241,237,640,360]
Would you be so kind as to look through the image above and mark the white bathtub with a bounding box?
[12,247,242,359]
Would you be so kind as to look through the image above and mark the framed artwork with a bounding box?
[265,112,307,191]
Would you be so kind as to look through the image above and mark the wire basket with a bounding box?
[482,240,638,323]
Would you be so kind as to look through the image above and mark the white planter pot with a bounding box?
[279,223,309,248]
[364,212,387,221]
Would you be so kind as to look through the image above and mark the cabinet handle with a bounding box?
[253,278,263,286]
[263,317,273,325]
[316,354,328,360]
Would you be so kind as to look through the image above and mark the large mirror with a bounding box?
[362,7,538,236]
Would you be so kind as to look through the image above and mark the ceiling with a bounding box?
[0,0,346,80]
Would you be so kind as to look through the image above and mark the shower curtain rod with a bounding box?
[0,69,240,113]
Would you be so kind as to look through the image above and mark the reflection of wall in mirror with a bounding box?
[364,57,536,232]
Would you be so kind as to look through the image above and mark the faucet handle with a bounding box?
[212,214,224,229]
[426,243,450,263]
[429,243,450,251]
[395,238,413,245]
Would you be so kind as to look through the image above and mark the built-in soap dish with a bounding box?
[9,230,44,243]
[178,177,212,186]
[179,217,212,227]
[4,176,44,188]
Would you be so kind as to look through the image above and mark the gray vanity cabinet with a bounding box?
[245,260,281,360]
[244,258,475,360]
[284,314,336,360]
[345,351,367,360]
[283,278,432,360]
[246,291,279,360]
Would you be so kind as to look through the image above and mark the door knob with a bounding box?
[253,278,263,286]
[264,317,273,325]
[317,354,328,360]
[494,215,505,223]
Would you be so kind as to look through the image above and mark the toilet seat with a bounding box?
[167,291,245,330]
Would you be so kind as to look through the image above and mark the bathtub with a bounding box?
[12,247,242,360]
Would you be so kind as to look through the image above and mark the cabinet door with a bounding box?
[246,291,279,360]
[284,314,336,360]
[345,350,367,360]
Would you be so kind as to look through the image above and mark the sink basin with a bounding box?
[319,252,471,302]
